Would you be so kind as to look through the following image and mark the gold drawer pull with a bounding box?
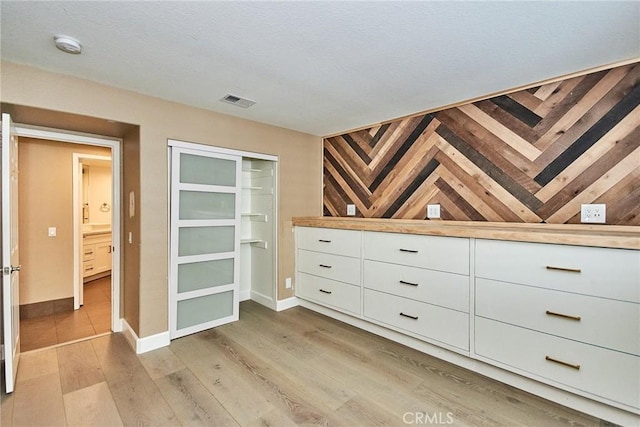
[546,266,581,273]
[399,248,418,253]
[85,267,94,272]
[319,289,332,294]
[399,312,419,320]
[546,310,581,321]
[399,280,419,287]
[545,356,580,370]
[318,239,331,243]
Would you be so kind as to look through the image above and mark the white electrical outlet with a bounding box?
[347,204,356,216]
[427,204,441,219]
[48,227,57,237]
[580,204,606,223]
[285,277,292,289]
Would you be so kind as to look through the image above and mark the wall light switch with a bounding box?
[427,204,441,219]
[347,204,356,216]
[285,277,292,289]
[48,227,57,237]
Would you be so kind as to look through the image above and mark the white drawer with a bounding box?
[476,278,640,355]
[298,249,361,285]
[364,260,469,312]
[364,289,469,351]
[475,317,640,410]
[297,227,361,258]
[475,239,640,302]
[296,273,361,315]
[364,231,469,275]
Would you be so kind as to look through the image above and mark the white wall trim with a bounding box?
[239,289,251,302]
[275,296,299,311]
[168,139,278,162]
[121,319,170,354]
[14,123,122,335]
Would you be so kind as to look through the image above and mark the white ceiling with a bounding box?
[1,1,638,137]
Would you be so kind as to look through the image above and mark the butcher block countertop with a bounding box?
[292,217,640,250]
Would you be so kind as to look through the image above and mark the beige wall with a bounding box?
[18,137,111,304]
[84,165,112,225]
[2,61,323,337]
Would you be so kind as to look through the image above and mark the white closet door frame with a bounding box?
[169,146,242,338]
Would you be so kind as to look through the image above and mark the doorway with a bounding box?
[15,130,121,352]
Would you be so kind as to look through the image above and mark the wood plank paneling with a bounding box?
[323,63,640,225]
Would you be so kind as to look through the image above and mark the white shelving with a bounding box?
[239,158,277,309]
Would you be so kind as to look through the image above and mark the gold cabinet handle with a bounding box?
[546,310,581,321]
[545,356,580,370]
[546,266,581,273]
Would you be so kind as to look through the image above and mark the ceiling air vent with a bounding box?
[220,94,256,108]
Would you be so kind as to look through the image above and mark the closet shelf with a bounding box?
[241,213,267,222]
[241,238,268,249]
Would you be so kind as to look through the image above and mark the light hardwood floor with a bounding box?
[1,301,609,426]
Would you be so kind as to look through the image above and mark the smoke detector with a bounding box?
[220,94,256,108]
[54,35,82,54]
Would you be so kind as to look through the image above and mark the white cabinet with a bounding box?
[362,231,470,351]
[295,227,362,315]
[83,232,112,279]
[294,224,640,422]
[474,239,640,412]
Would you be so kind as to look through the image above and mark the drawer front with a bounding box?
[364,289,469,351]
[83,245,95,261]
[83,261,95,277]
[476,239,640,302]
[475,317,640,410]
[297,273,361,315]
[298,249,361,285]
[476,278,640,355]
[364,231,469,274]
[297,227,361,258]
[364,260,469,312]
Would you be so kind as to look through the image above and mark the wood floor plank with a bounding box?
[154,368,239,427]
[57,340,105,394]
[90,333,150,385]
[11,372,66,427]
[109,373,180,426]
[138,346,186,380]
[62,381,123,427]
[202,328,342,426]
[15,347,59,382]
[170,332,278,425]
[217,315,358,411]
[0,388,15,427]
[7,301,609,426]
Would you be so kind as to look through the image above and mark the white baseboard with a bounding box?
[239,289,251,302]
[275,296,299,311]
[250,291,276,310]
[121,319,170,354]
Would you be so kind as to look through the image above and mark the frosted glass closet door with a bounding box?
[170,147,241,338]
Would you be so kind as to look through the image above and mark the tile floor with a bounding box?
[19,276,112,352]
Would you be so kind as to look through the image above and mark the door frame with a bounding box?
[14,124,123,333]
[167,139,279,334]
[73,153,113,309]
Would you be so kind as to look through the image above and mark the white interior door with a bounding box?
[2,113,20,393]
[169,147,241,339]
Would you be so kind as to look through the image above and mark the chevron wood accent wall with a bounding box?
[323,63,640,225]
